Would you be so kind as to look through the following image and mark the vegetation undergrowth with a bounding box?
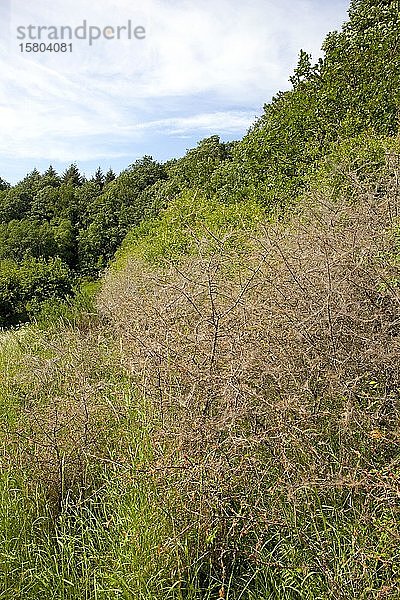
[0,0,399,597]
[0,133,398,599]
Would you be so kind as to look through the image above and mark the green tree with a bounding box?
[30,185,62,221]
[0,177,10,191]
[209,0,400,209]
[42,165,61,188]
[0,170,44,221]
[70,181,103,228]
[62,163,84,187]
[170,135,233,195]
[0,188,30,222]
[104,168,116,185]
[91,167,105,189]
[0,256,73,326]
[0,219,57,261]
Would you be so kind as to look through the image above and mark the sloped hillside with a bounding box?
[0,0,399,598]
[1,135,398,599]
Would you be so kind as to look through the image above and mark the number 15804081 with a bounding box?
[19,43,73,53]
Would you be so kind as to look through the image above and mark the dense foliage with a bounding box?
[0,159,166,323]
[208,0,400,208]
[0,139,237,325]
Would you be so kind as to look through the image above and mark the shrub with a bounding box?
[0,256,73,327]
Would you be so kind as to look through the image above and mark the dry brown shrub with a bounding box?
[98,154,400,573]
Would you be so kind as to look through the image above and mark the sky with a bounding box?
[0,0,350,184]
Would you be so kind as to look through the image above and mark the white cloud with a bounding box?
[135,112,259,135]
[1,0,350,166]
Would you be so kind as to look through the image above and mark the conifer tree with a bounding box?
[0,177,10,191]
[42,165,61,188]
[92,167,105,189]
[104,168,116,185]
[62,163,83,186]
